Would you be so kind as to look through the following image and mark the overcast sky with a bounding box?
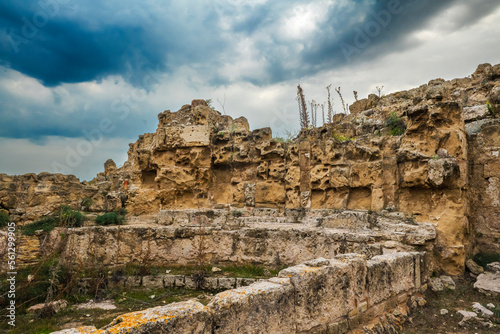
[1,0,500,181]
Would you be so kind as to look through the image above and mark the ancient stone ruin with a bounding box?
[1,63,500,333]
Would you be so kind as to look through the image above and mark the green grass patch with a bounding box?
[81,197,93,211]
[95,212,125,226]
[386,112,406,136]
[221,264,282,278]
[116,263,284,279]
[23,217,59,236]
[331,129,353,143]
[0,316,58,334]
[113,287,203,310]
[0,209,9,227]
[22,206,85,236]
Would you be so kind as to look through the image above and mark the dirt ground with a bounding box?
[402,275,500,334]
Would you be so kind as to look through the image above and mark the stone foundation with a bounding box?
[53,252,425,334]
[27,209,435,271]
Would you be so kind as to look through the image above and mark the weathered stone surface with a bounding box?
[217,277,236,290]
[279,257,364,331]
[52,301,211,333]
[428,158,458,187]
[429,275,455,292]
[366,253,415,304]
[349,94,380,114]
[426,84,445,100]
[0,173,120,222]
[45,215,434,270]
[440,275,456,290]
[463,105,489,122]
[472,302,494,317]
[429,277,445,292]
[51,326,97,334]
[474,272,500,296]
[457,310,478,327]
[28,299,68,313]
[466,259,484,275]
[487,262,500,273]
[209,278,296,334]
[142,275,164,289]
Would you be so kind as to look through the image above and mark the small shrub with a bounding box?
[116,207,127,216]
[432,155,439,160]
[81,197,93,211]
[331,129,352,142]
[230,123,237,134]
[23,217,59,236]
[231,210,243,218]
[22,206,84,235]
[486,101,498,116]
[205,99,214,109]
[334,134,352,142]
[95,212,125,226]
[192,270,206,290]
[0,210,10,227]
[386,112,406,136]
[58,205,85,228]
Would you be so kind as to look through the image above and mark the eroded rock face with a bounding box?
[104,92,474,273]
[0,173,99,222]
[2,63,500,275]
[104,159,117,176]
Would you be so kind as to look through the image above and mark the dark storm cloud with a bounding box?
[444,0,500,30]
[2,0,497,88]
[264,0,490,83]
[0,0,499,145]
[0,90,156,143]
[0,0,226,87]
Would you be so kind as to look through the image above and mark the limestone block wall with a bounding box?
[111,99,467,273]
[45,210,435,270]
[1,63,499,275]
[53,252,425,334]
[54,225,385,269]
[0,232,40,268]
[1,209,436,271]
[469,120,500,254]
[0,172,122,223]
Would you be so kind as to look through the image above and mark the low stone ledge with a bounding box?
[52,252,423,334]
[88,274,258,291]
[367,253,415,305]
[51,300,211,334]
[209,277,296,333]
